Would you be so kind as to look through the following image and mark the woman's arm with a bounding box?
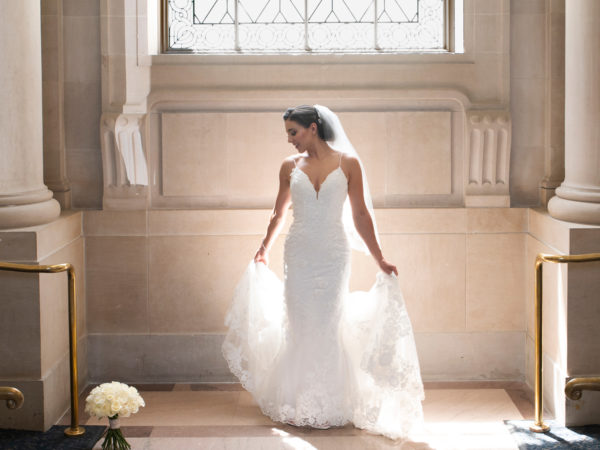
[254,159,294,265]
[345,156,398,275]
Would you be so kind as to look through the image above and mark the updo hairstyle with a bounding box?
[283,105,334,141]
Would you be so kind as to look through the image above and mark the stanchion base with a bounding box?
[64,426,86,436]
[529,422,550,433]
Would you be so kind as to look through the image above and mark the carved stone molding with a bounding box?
[465,111,512,207]
[101,113,149,210]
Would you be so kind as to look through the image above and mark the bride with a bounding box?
[222,105,424,439]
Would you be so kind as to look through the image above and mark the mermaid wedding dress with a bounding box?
[222,154,424,439]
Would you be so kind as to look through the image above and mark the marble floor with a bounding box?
[60,381,539,449]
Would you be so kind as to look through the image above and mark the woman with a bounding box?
[222,105,424,439]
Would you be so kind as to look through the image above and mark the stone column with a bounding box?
[548,0,600,225]
[0,1,60,229]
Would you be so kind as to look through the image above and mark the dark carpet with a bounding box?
[505,420,600,449]
[0,425,106,450]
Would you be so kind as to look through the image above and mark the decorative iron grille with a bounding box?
[167,0,446,53]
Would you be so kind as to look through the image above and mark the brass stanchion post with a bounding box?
[530,256,549,432]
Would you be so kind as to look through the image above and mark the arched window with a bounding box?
[163,0,461,53]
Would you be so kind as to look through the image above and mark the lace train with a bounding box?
[222,262,424,440]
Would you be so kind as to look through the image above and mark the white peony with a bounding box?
[85,381,145,419]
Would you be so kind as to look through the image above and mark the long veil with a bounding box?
[314,105,380,254]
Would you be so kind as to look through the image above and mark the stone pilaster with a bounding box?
[0,0,60,229]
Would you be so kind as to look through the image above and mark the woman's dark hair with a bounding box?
[283,105,333,141]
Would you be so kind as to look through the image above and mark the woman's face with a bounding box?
[284,119,316,153]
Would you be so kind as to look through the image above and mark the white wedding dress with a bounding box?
[222,160,424,439]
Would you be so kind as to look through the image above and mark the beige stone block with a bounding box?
[476,0,508,14]
[551,0,565,13]
[37,211,82,260]
[42,351,71,430]
[567,260,600,374]
[510,13,546,79]
[66,148,103,208]
[511,79,546,148]
[64,82,101,148]
[148,235,285,333]
[161,113,228,197]
[86,236,148,333]
[226,113,289,199]
[550,81,565,151]
[124,16,140,55]
[84,210,147,236]
[0,231,37,261]
[475,14,504,53]
[550,12,565,80]
[63,17,100,83]
[70,180,103,209]
[102,15,127,56]
[525,335,567,420]
[387,112,452,196]
[0,380,44,430]
[42,0,59,16]
[339,112,388,203]
[42,81,60,148]
[570,227,600,254]
[149,236,257,333]
[527,208,571,253]
[39,251,71,376]
[467,208,527,233]
[511,0,546,14]
[509,146,545,206]
[105,54,127,106]
[87,334,234,383]
[375,208,466,234]
[472,54,504,103]
[39,240,83,375]
[380,234,466,332]
[105,0,126,18]
[416,331,525,380]
[63,0,99,16]
[0,271,41,378]
[41,17,60,84]
[566,391,600,427]
[466,234,526,331]
[148,209,291,236]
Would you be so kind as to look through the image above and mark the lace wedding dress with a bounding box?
[222,159,424,439]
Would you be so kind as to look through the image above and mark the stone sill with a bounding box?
[151,51,475,66]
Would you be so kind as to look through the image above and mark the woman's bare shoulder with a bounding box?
[340,153,361,171]
[279,155,300,177]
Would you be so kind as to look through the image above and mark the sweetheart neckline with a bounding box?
[293,166,346,199]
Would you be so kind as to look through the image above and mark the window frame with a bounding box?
[160,0,460,55]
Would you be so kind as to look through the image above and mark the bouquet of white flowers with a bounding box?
[85,381,145,450]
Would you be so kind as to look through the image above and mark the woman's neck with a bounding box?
[305,141,331,160]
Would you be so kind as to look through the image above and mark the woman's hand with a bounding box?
[378,257,398,276]
[254,246,269,265]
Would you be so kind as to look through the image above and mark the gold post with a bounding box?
[64,265,84,436]
[0,262,85,437]
[529,252,600,433]
[530,256,549,432]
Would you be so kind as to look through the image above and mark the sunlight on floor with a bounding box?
[67,382,536,449]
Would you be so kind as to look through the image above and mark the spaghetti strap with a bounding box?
[338,152,343,167]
